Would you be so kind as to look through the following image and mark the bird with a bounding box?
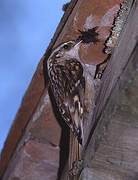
[47,40,85,178]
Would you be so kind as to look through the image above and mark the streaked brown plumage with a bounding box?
[47,40,85,178]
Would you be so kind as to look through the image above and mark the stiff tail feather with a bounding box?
[68,130,82,180]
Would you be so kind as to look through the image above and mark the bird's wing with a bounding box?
[49,58,85,144]
[60,59,85,144]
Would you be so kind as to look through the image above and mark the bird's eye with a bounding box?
[63,44,70,49]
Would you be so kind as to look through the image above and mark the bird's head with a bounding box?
[50,40,82,60]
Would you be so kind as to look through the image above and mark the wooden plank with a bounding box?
[83,0,138,166]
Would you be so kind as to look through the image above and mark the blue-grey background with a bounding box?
[0,0,67,151]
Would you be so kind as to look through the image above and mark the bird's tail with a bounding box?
[68,130,82,180]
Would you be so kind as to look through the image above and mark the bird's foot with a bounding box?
[69,159,83,176]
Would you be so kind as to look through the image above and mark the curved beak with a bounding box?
[74,40,82,48]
